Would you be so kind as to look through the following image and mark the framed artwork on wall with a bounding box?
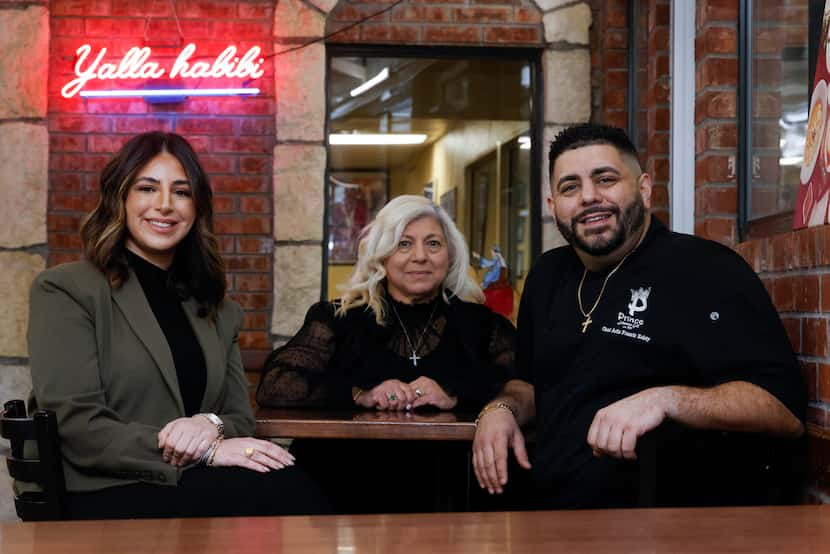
[440,188,457,221]
[328,171,388,264]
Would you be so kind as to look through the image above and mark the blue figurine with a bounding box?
[476,245,507,289]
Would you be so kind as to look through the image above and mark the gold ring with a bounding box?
[245,447,255,458]
[415,388,424,398]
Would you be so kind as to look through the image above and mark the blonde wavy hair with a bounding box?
[336,195,484,324]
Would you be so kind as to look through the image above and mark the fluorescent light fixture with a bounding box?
[350,67,389,97]
[329,133,427,146]
[779,156,803,166]
[79,88,260,98]
[518,136,531,150]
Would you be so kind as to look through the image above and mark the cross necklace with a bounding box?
[390,300,438,367]
[576,225,647,334]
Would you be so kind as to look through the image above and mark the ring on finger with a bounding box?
[245,447,255,458]
[414,388,424,398]
[388,393,397,401]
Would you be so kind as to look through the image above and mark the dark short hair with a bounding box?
[548,124,640,180]
[80,131,226,318]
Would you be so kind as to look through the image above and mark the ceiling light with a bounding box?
[350,67,389,97]
[329,133,427,145]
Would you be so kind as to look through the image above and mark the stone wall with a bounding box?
[0,0,49,522]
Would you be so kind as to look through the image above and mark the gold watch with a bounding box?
[197,413,225,438]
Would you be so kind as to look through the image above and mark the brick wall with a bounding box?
[589,0,669,223]
[645,0,670,225]
[735,226,830,500]
[589,0,627,129]
[327,0,544,46]
[694,0,739,245]
[48,0,276,368]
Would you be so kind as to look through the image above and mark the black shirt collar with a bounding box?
[125,249,171,292]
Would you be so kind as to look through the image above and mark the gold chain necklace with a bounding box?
[576,227,647,334]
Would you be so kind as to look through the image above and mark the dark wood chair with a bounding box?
[0,399,68,520]
[637,421,805,507]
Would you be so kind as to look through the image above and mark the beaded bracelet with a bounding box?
[474,401,516,427]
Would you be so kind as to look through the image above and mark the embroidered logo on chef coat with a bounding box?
[600,285,653,343]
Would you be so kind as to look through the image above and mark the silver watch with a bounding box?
[198,413,224,438]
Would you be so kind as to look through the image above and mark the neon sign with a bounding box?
[61,43,265,99]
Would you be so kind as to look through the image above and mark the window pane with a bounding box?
[327,53,534,321]
[750,1,809,221]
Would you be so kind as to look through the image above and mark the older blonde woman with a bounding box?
[257,194,515,413]
[256,194,516,513]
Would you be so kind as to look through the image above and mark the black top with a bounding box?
[517,218,806,508]
[127,250,207,416]
[256,294,516,411]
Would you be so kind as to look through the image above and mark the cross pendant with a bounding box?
[409,352,420,366]
[581,315,592,333]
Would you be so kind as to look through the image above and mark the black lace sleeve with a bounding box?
[256,302,351,408]
[440,307,517,411]
[487,312,517,381]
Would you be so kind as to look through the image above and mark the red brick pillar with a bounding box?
[694,0,739,245]
[646,0,671,225]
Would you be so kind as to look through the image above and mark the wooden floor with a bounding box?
[4,505,830,553]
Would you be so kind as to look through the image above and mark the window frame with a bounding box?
[738,0,825,240]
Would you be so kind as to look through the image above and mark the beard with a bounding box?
[556,196,646,256]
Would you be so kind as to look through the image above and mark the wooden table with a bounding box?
[255,409,482,512]
[255,408,478,441]
[5,506,830,553]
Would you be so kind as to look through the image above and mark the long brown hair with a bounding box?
[80,132,226,318]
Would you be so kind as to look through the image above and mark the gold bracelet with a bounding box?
[475,401,515,427]
[207,437,222,467]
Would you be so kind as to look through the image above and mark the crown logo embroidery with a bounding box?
[628,287,651,316]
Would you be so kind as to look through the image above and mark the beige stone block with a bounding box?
[273,145,326,241]
[534,0,575,10]
[0,253,44,358]
[0,365,32,522]
[307,0,339,13]
[0,123,48,248]
[0,365,32,407]
[544,49,591,124]
[275,43,325,142]
[272,245,322,336]
[0,7,48,119]
[274,0,326,38]
[544,3,592,45]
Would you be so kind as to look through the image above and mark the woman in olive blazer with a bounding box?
[27,132,326,519]
[29,260,252,491]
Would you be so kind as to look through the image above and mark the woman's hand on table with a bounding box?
[212,438,295,472]
[158,416,220,467]
[356,379,417,410]
[409,376,457,410]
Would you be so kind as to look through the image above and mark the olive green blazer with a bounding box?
[27,261,255,492]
